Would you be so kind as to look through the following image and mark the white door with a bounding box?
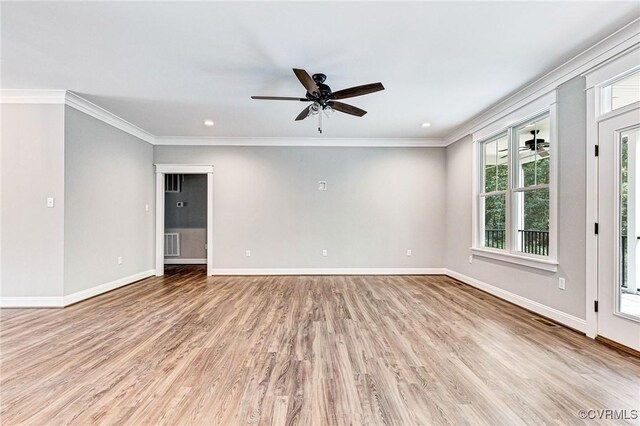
[597,108,640,351]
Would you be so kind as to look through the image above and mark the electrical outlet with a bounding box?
[117,256,123,265]
[469,255,473,264]
[47,197,55,208]
[245,250,251,257]
[318,181,327,191]
[406,249,412,257]
[558,277,566,290]
[322,249,328,257]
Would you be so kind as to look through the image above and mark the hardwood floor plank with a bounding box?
[1,266,639,425]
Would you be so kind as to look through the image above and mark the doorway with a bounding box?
[597,109,640,351]
[164,174,207,269]
[155,165,214,276]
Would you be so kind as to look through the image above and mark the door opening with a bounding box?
[155,165,214,276]
[163,174,207,270]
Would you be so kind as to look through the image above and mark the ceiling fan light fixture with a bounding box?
[308,103,321,117]
[323,105,334,117]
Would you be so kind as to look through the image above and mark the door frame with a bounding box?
[584,48,640,338]
[154,164,214,276]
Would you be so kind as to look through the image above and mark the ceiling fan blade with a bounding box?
[292,68,319,95]
[332,82,385,100]
[328,101,367,117]
[295,105,312,121]
[251,96,308,101]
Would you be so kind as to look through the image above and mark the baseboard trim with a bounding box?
[63,269,156,306]
[445,269,587,333]
[0,296,64,308]
[164,258,207,265]
[210,268,447,276]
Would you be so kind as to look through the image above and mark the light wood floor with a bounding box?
[1,266,639,425]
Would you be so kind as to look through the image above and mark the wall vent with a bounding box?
[165,174,183,192]
[164,233,180,257]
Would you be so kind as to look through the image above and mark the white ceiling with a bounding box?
[2,1,638,139]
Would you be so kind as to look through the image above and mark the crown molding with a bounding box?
[0,89,67,104]
[443,17,640,146]
[153,136,445,148]
[0,90,442,147]
[63,91,155,144]
[1,89,156,144]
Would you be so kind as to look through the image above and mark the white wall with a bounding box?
[154,146,446,270]
[445,76,587,320]
[1,104,65,298]
[64,106,155,296]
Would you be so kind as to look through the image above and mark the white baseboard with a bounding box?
[164,258,207,265]
[210,268,447,276]
[1,269,156,308]
[445,269,587,333]
[0,296,65,308]
[63,269,156,306]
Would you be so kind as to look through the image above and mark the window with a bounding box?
[475,112,556,269]
[602,70,640,114]
[514,116,550,256]
[480,133,508,250]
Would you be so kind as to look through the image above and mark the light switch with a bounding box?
[46,197,55,208]
[318,181,327,191]
[145,204,149,212]
[245,250,251,257]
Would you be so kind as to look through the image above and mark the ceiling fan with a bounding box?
[251,68,384,133]
[499,130,550,159]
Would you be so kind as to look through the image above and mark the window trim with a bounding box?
[472,103,558,272]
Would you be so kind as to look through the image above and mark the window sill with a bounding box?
[470,247,558,272]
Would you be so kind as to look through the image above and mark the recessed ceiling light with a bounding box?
[421,122,431,127]
[204,120,215,127]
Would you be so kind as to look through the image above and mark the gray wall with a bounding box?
[1,104,66,298]
[445,76,587,319]
[165,174,207,260]
[64,107,154,296]
[165,174,207,228]
[154,146,446,269]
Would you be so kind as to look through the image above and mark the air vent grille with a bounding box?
[164,233,180,257]
[165,174,183,192]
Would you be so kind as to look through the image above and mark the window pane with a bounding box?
[516,116,550,188]
[483,134,508,193]
[515,188,549,256]
[619,128,639,319]
[482,194,506,249]
[606,71,640,113]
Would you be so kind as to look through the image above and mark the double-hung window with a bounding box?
[474,111,557,271]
